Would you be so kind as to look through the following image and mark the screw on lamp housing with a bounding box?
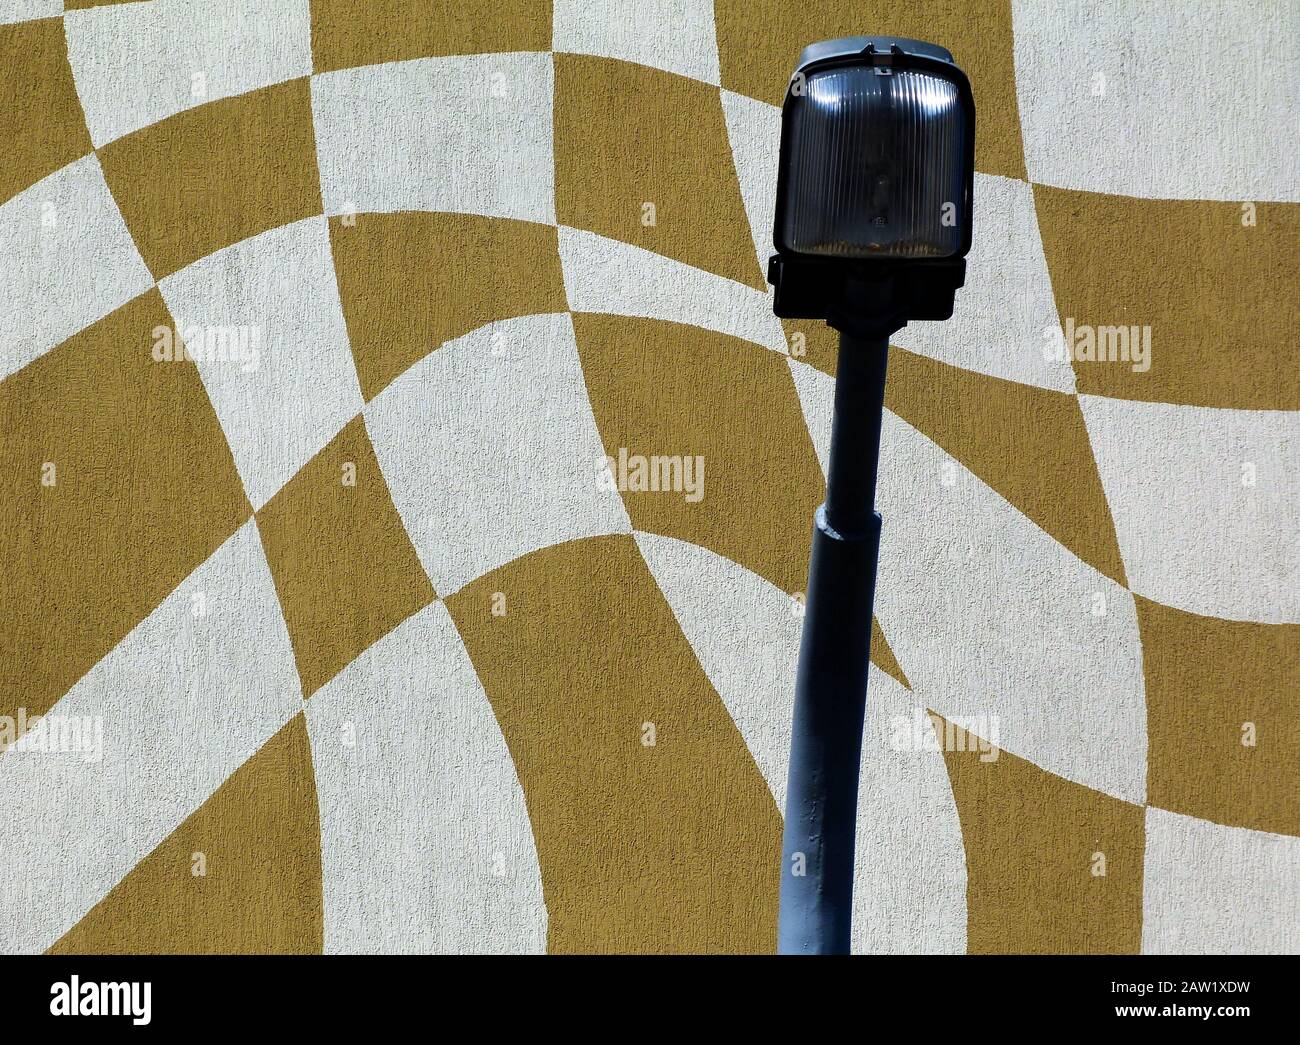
[771,36,975,955]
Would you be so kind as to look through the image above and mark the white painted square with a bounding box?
[308,602,546,954]
[1081,395,1300,623]
[311,53,556,225]
[65,0,313,147]
[893,174,1076,393]
[553,0,721,84]
[0,155,154,380]
[159,217,364,510]
[1012,0,1300,200]
[365,312,631,594]
[559,226,787,353]
[789,364,1148,804]
[1143,808,1300,954]
[0,0,62,25]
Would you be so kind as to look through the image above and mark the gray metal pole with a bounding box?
[777,332,888,954]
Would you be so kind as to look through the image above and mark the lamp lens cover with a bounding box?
[779,64,968,259]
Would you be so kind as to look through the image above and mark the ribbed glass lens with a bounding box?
[779,65,967,259]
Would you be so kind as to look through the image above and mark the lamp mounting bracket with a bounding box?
[767,254,967,340]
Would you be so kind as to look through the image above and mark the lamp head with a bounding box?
[768,36,976,337]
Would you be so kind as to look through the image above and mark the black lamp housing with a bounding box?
[768,36,976,337]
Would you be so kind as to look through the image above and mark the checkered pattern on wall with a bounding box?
[1,0,1296,954]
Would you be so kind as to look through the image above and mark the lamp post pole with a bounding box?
[766,35,975,954]
[778,333,888,956]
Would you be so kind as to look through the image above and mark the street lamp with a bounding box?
[770,36,975,955]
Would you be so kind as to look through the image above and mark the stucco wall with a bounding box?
[0,0,1296,954]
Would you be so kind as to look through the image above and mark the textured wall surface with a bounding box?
[0,0,1296,955]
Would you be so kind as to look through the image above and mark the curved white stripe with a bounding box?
[787,356,832,476]
[787,359,1148,803]
[0,520,301,953]
[634,530,966,953]
[65,0,312,148]
[307,601,547,954]
[365,312,631,596]
[0,155,153,381]
[719,88,779,275]
[560,226,787,353]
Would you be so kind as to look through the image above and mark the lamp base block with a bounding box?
[768,255,966,339]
